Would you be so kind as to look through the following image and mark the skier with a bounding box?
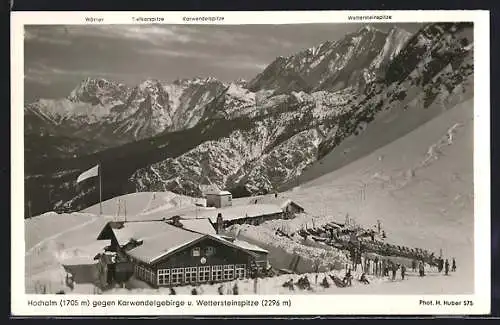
[191,288,198,295]
[452,258,457,272]
[438,257,444,273]
[217,285,224,295]
[418,261,425,277]
[169,287,176,295]
[391,263,398,281]
[232,282,239,295]
[401,264,406,280]
[411,259,417,273]
[343,268,353,287]
[445,259,450,276]
[359,272,370,284]
[321,276,330,288]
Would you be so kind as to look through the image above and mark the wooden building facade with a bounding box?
[97,220,268,287]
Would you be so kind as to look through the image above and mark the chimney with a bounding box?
[169,216,184,228]
[216,213,224,234]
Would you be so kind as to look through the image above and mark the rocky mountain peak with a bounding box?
[68,77,127,104]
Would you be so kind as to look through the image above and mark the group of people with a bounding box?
[282,271,362,291]
[282,275,313,291]
[431,257,457,275]
[356,258,407,280]
[358,239,435,263]
[359,256,402,278]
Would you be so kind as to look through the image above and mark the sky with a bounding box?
[24,23,423,102]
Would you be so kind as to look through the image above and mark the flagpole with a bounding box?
[99,163,102,217]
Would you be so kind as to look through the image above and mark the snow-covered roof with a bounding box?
[126,205,214,222]
[108,219,261,264]
[183,204,283,223]
[57,241,106,266]
[125,224,204,264]
[232,239,268,254]
[205,190,232,196]
[200,184,231,196]
[112,221,177,246]
[232,195,304,211]
[178,218,216,235]
[127,232,260,264]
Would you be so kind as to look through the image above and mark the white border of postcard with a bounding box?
[11,10,491,316]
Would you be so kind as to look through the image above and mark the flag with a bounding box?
[77,164,99,183]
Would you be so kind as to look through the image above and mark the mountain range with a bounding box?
[24,23,474,218]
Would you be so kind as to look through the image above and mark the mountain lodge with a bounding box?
[95,218,269,288]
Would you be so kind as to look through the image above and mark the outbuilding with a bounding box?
[202,185,233,208]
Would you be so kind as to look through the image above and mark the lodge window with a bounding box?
[135,265,143,279]
[198,266,210,283]
[223,265,235,280]
[157,269,170,285]
[235,264,247,279]
[192,247,201,257]
[206,246,215,256]
[185,267,197,283]
[211,265,223,282]
[171,268,184,285]
[135,265,155,285]
[145,268,155,284]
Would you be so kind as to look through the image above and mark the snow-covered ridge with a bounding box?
[25,76,257,143]
[247,26,412,94]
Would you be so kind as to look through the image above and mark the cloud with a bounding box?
[24,28,73,45]
[99,25,199,45]
[24,62,130,85]
[24,73,52,85]
[209,58,268,71]
[136,47,213,59]
[24,25,207,47]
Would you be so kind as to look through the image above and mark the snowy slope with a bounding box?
[285,99,473,277]
[25,99,474,294]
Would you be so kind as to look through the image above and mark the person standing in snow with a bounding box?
[452,258,457,272]
[418,261,425,277]
[343,268,353,287]
[233,282,239,295]
[411,259,417,273]
[359,272,370,284]
[391,263,398,281]
[444,259,450,276]
[401,264,406,280]
[321,276,330,288]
